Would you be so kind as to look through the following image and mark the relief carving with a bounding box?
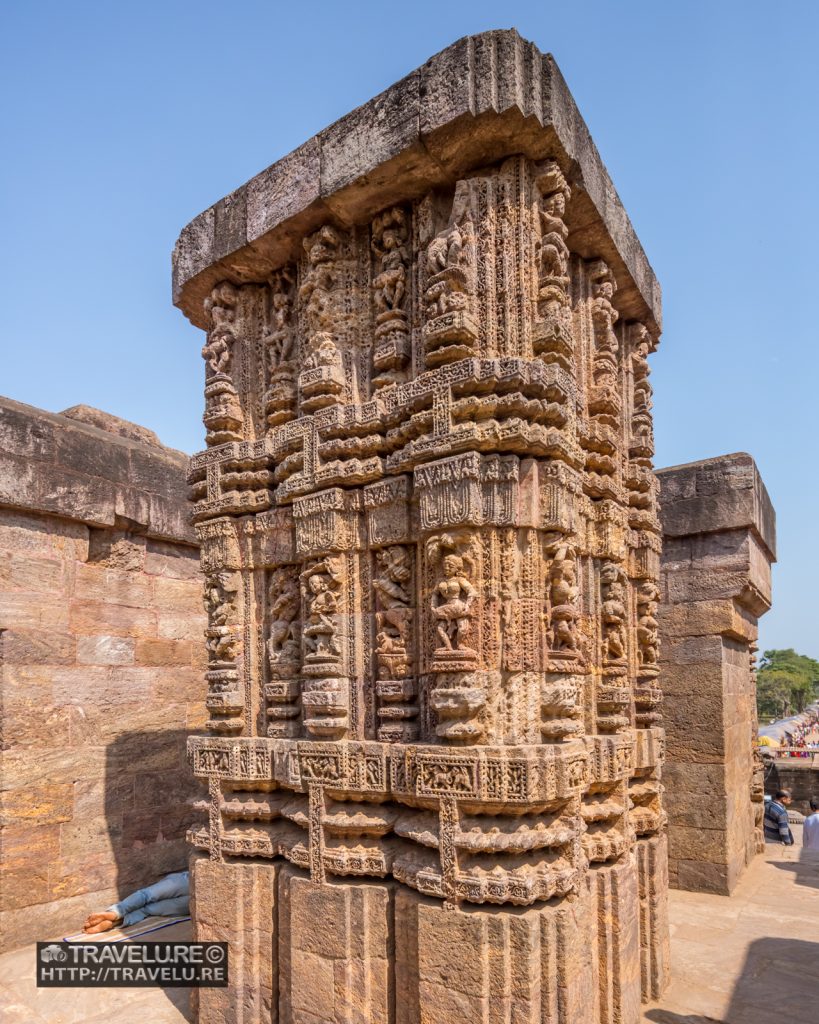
[203,569,243,732]
[544,539,582,662]
[202,282,245,445]
[371,207,411,390]
[300,555,344,666]
[188,145,663,952]
[264,266,298,426]
[629,323,654,459]
[533,160,574,369]
[265,565,301,738]
[298,225,346,412]
[422,181,479,367]
[636,581,659,672]
[427,533,478,659]
[373,545,413,678]
[372,544,415,743]
[600,561,629,667]
[588,259,621,425]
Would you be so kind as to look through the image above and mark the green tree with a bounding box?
[756,649,819,719]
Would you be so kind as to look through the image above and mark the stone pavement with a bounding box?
[1,839,816,1024]
[0,921,191,1024]
[643,825,819,1023]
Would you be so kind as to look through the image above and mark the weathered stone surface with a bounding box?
[173,30,661,338]
[179,29,668,1024]
[658,454,776,895]
[658,453,775,559]
[0,398,205,951]
[59,404,163,447]
[0,396,195,545]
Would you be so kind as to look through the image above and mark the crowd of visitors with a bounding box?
[774,722,819,757]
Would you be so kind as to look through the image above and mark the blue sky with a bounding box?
[2,1,817,658]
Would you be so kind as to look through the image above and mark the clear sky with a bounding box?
[3,1,817,658]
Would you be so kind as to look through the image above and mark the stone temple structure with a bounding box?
[174,31,670,1023]
[658,454,775,895]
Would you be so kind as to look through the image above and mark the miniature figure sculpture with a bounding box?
[177,30,669,1024]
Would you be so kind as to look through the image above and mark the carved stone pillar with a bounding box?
[177,29,669,1023]
[658,453,776,894]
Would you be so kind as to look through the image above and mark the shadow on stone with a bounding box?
[105,728,200,1019]
[105,729,199,894]
[768,847,819,890]
[645,936,819,1024]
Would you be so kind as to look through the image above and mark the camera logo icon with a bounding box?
[40,944,67,963]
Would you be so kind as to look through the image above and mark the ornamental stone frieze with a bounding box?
[175,29,669,1024]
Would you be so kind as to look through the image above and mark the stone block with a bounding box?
[282,872,394,1024]
[173,30,661,336]
[47,854,118,902]
[51,666,155,708]
[0,591,70,631]
[86,529,147,570]
[1,747,105,792]
[72,774,134,819]
[0,509,89,560]
[76,635,135,666]
[68,600,156,638]
[192,855,279,1024]
[0,886,119,953]
[658,452,775,560]
[134,638,193,667]
[157,612,203,641]
[144,539,201,580]
[661,763,728,828]
[73,563,153,606]
[152,575,201,613]
[395,884,596,1023]
[672,858,732,896]
[0,551,64,593]
[0,783,73,828]
[667,824,731,866]
[659,599,757,641]
[0,397,196,545]
[0,698,71,749]
[2,628,75,666]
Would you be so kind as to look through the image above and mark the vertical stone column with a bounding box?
[176,30,670,1023]
[658,453,776,894]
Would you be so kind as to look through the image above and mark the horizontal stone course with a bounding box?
[0,397,194,545]
[658,452,775,560]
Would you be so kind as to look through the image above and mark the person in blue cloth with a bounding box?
[83,870,190,934]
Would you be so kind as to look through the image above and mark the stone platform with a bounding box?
[643,826,819,1023]
[2,839,816,1024]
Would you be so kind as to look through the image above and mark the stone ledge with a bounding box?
[657,452,776,561]
[172,28,661,336]
[0,396,195,545]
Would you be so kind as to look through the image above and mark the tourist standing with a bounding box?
[803,798,819,851]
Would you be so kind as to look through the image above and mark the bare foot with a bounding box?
[83,911,120,934]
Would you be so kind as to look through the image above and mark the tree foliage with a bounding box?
[756,649,819,719]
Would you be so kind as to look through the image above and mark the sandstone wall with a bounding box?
[658,453,775,895]
[0,398,204,951]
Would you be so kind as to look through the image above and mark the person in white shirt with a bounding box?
[804,798,819,851]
